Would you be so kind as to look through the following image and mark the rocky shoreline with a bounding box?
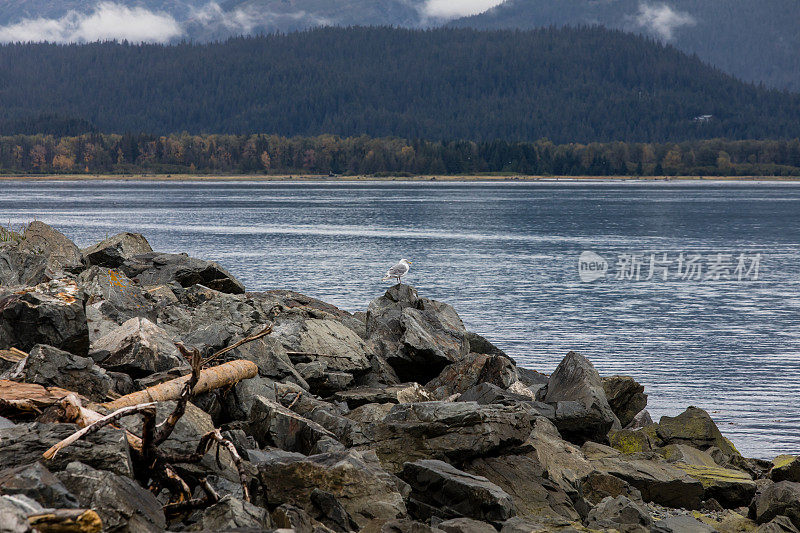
[1,222,798,533]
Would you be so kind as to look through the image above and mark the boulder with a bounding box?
[657,407,740,457]
[0,462,79,509]
[362,401,536,473]
[246,395,340,455]
[627,409,654,429]
[89,317,186,377]
[771,455,800,483]
[457,382,539,406]
[81,232,153,268]
[120,251,245,293]
[186,495,272,531]
[589,455,704,509]
[602,376,648,428]
[333,384,432,409]
[670,463,756,508]
[758,516,800,532]
[437,517,497,533]
[657,444,717,466]
[0,422,133,477]
[18,222,82,271]
[309,488,360,532]
[255,448,407,528]
[751,481,800,528]
[522,417,593,497]
[221,375,278,422]
[362,519,442,533]
[651,515,715,532]
[296,361,355,396]
[400,459,515,523]
[0,494,37,533]
[585,495,653,532]
[56,461,166,533]
[366,285,469,383]
[579,471,642,506]
[538,351,619,444]
[609,426,661,454]
[426,352,517,400]
[464,453,579,520]
[23,344,112,401]
[0,279,89,355]
[0,241,50,289]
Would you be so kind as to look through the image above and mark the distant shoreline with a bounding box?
[2,174,800,182]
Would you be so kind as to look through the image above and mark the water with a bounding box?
[1,178,799,459]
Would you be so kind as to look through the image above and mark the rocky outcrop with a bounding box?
[585,495,653,532]
[770,455,800,483]
[751,481,800,528]
[658,406,740,457]
[23,344,112,402]
[121,251,245,294]
[426,352,517,400]
[602,375,648,428]
[89,317,186,377]
[82,232,153,268]
[538,351,619,444]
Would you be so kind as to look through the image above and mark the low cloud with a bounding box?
[635,3,695,41]
[0,2,184,43]
[421,0,505,20]
[188,2,330,35]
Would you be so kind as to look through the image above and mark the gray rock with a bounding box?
[221,375,278,422]
[657,406,739,457]
[362,401,536,473]
[437,517,496,533]
[650,515,716,532]
[0,462,79,509]
[226,335,308,387]
[626,409,654,429]
[498,515,579,532]
[758,515,800,533]
[366,285,469,383]
[400,459,515,523]
[270,503,320,532]
[23,344,112,401]
[82,232,153,268]
[19,222,83,274]
[0,279,89,356]
[426,352,517,400]
[56,461,166,533]
[515,367,549,388]
[0,494,34,533]
[362,519,442,533]
[89,316,186,377]
[464,453,579,521]
[121,251,245,294]
[770,456,800,483]
[333,383,432,409]
[585,495,653,532]
[0,422,133,477]
[466,332,508,358]
[457,382,537,406]
[751,481,800,528]
[0,241,50,289]
[538,351,619,444]
[310,488,360,532]
[246,395,340,455]
[578,471,642,506]
[602,375,648,428]
[187,495,272,531]
[256,448,407,528]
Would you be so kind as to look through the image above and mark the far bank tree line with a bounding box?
[1,133,800,177]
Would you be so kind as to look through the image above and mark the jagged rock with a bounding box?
[0,422,133,477]
[362,401,536,473]
[538,351,619,444]
[758,515,800,532]
[89,316,186,377]
[0,279,89,355]
[79,266,155,343]
[609,426,661,454]
[246,395,341,454]
[771,456,800,483]
[751,481,800,528]
[457,382,538,406]
[187,495,272,531]
[333,384,432,409]
[579,471,642,505]
[56,461,166,533]
[466,332,508,357]
[257,289,368,340]
[309,488,360,532]
[120,251,245,293]
[19,222,83,272]
[221,375,278,422]
[0,462,79,509]
[82,232,153,268]
[255,448,407,528]
[362,519,442,533]
[589,455,704,509]
[627,409,654,429]
[366,285,469,383]
[464,453,579,521]
[651,515,715,532]
[602,376,648,428]
[400,459,515,523]
[657,407,740,457]
[23,344,112,401]
[669,463,756,508]
[522,417,593,496]
[226,335,308,387]
[585,495,653,532]
[0,494,34,533]
[426,352,517,400]
[657,444,717,466]
[498,515,581,532]
[437,517,496,533]
[296,361,355,396]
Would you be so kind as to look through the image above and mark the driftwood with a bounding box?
[99,359,258,411]
[0,380,89,418]
[27,509,102,533]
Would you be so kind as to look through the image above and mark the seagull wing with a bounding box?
[382,261,409,280]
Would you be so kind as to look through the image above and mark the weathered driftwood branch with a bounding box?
[27,509,102,533]
[0,380,89,418]
[99,359,258,411]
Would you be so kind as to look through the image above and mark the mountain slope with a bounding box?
[450,0,800,91]
[1,26,799,142]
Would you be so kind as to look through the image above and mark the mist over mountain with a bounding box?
[2,26,799,143]
[450,0,800,92]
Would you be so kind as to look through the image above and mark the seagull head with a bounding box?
[401,259,412,265]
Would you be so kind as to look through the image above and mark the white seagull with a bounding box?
[382,258,412,284]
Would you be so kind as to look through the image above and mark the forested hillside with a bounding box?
[451,0,800,91]
[2,27,800,143]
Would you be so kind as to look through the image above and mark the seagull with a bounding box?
[382,259,412,284]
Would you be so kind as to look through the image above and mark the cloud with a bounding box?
[635,3,695,41]
[0,2,184,44]
[421,0,505,20]
[188,2,331,35]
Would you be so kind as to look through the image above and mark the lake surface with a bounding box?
[1,179,798,459]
